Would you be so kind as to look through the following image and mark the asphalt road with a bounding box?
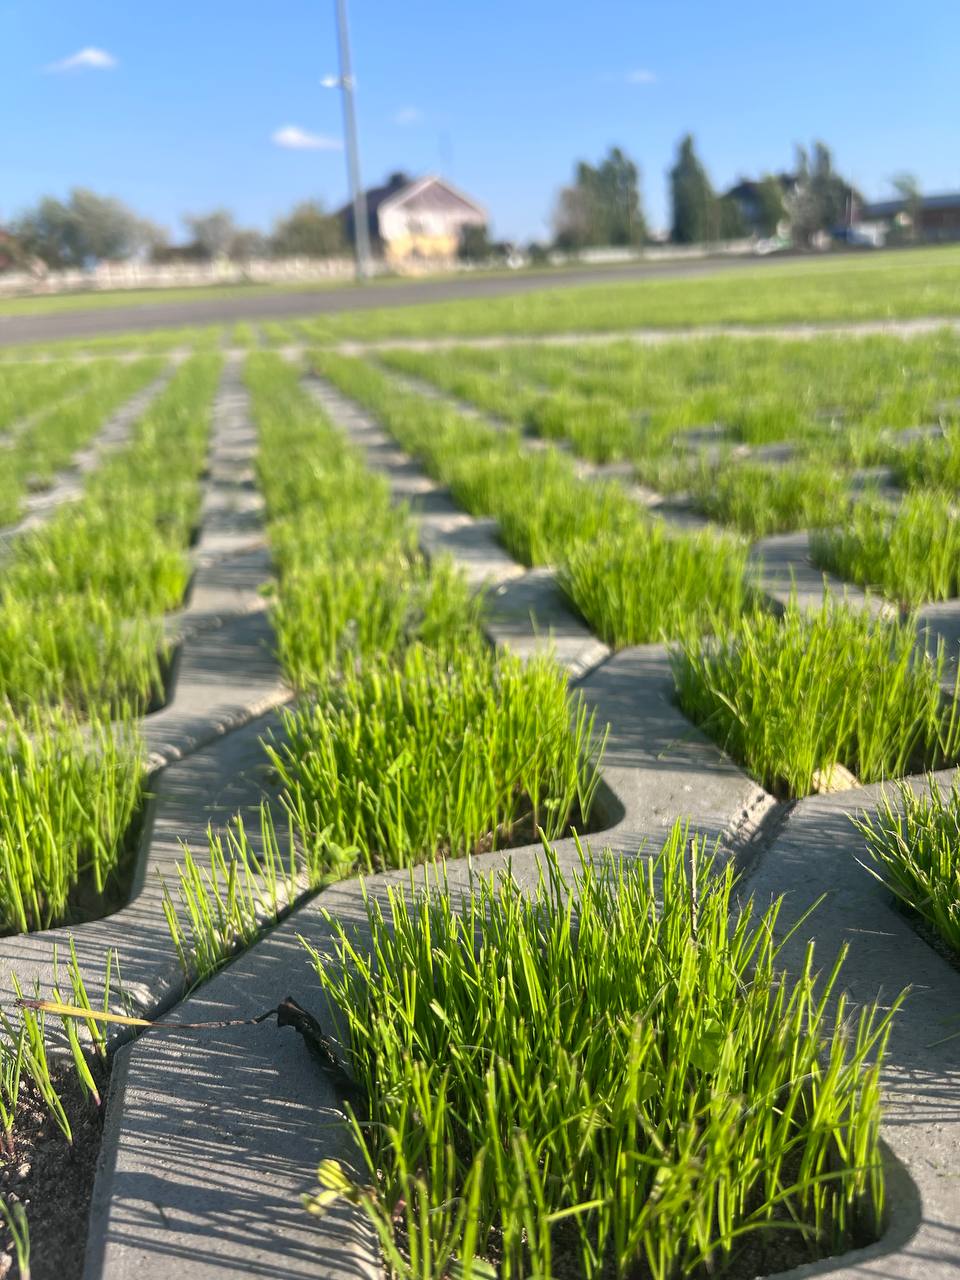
[0,254,780,347]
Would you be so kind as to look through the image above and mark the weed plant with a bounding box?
[673,597,960,797]
[812,491,960,607]
[854,776,960,955]
[305,830,896,1280]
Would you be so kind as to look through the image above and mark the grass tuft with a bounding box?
[853,776,960,955]
[305,829,897,1279]
[672,597,960,798]
[812,491,960,607]
[267,644,604,877]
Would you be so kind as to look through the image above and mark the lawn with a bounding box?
[4,264,960,1279]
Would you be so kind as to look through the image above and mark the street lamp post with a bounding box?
[332,0,371,281]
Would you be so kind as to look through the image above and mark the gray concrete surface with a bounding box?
[339,316,960,356]
[87,640,772,1280]
[88,742,960,1280]
[739,773,960,1278]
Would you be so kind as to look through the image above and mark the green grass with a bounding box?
[683,457,853,537]
[894,423,960,490]
[558,522,750,646]
[244,351,605,892]
[313,353,755,628]
[854,776,960,955]
[246,352,480,687]
[305,829,896,1280]
[0,352,221,713]
[0,359,101,433]
[0,357,164,526]
[310,249,960,343]
[0,708,144,934]
[673,598,960,798]
[812,491,960,607]
[393,332,960,468]
[266,644,603,878]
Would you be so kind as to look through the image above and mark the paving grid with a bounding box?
[0,362,109,442]
[82,355,960,1279]
[0,354,290,1020]
[0,362,178,556]
[366,352,960,678]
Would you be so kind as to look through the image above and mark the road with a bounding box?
[0,255,780,347]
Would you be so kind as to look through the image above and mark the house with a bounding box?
[725,174,800,237]
[860,193,960,243]
[341,172,487,267]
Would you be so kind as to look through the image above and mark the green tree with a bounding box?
[271,201,345,258]
[789,142,860,245]
[717,194,746,238]
[669,134,717,244]
[755,176,786,237]
[12,189,158,267]
[553,146,647,249]
[182,209,236,259]
[457,223,492,262]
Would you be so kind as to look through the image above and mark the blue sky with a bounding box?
[1,1,957,241]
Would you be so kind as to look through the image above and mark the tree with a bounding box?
[755,176,787,237]
[271,201,345,258]
[789,142,860,245]
[458,223,493,262]
[182,209,236,259]
[227,228,268,261]
[553,146,647,249]
[669,135,717,244]
[11,188,158,267]
[717,195,746,239]
[892,173,922,241]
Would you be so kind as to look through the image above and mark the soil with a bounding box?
[0,1059,107,1280]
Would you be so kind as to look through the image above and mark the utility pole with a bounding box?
[333,0,371,281]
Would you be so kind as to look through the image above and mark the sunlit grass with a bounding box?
[267,642,603,877]
[305,830,896,1279]
[673,597,960,798]
[854,776,960,955]
[812,491,960,607]
[0,707,143,934]
[558,522,750,645]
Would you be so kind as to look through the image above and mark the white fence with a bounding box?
[0,238,763,299]
[0,256,369,298]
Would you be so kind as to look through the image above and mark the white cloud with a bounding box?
[46,46,117,72]
[393,106,423,126]
[625,68,656,84]
[271,125,342,151]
